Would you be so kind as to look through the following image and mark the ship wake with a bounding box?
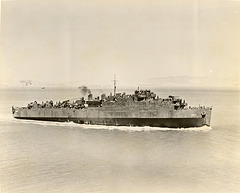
[79,124,212,132]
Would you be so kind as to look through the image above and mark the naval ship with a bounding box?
[12,79,212,128]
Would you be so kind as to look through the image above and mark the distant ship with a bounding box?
[12,78,212,128]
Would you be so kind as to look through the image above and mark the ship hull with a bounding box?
[14,117,208,128]
[13,104,211,128]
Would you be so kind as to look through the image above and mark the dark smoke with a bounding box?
[78,85,91,96]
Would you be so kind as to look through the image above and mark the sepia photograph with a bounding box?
[0,0,239,193]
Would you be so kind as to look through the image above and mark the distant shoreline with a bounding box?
[0,86,239,92]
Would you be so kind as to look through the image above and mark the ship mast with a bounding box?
[113,74,117,96]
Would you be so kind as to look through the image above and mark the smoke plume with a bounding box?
[78,86,91,96]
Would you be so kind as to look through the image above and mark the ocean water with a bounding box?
[0,87,239,193]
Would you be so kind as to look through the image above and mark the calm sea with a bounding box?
[0,87,239,193]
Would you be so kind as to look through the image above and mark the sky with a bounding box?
[0,0,239,88]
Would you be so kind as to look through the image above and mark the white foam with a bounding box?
[79,124,212,132]
[2,118,212,132]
